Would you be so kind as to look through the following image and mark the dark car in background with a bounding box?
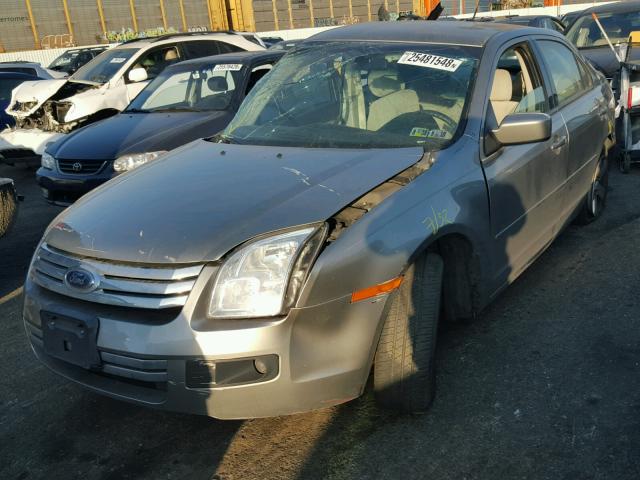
[0,71,42,129]
[493,15,565,33]
[37,50,284,205]
[48,46,109,76]
[566,1,640,84]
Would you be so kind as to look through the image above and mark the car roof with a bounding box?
[0,71,40,79]
[306,21,538,47]
[579,0,640,15]
[168,50,285,69]
[496,15,555,20]
[0,61,40,66]
[115,31,250,48]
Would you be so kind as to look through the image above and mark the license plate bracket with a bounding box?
[41,311,101,370]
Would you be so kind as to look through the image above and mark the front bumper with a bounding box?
[36,165,115,205]
[0,128,64,158]
[23,273,388,419]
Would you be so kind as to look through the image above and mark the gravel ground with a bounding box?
[1,162,640,480]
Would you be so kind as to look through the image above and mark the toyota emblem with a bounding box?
[72,162,82,172]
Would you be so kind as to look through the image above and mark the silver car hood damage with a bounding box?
[44,140,425,264]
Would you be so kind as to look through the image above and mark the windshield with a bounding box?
[127,63,245,112]
[567,11,640,48]
[71,48,137,84]
[222,42,478,149]
[49,50,97,74]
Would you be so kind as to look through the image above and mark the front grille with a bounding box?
[31,243,204,309]
[57,159,106,174]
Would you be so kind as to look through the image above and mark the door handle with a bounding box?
[551,136,567,150]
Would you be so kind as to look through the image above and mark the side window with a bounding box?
[536,40,584,107]
[488,44,546,129]
[182,40,220,59]
[129,45,180,82]
[245,64,273,95]
[217,42,243,54]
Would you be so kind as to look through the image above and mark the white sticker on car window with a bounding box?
[214,64,243,71]
[398,52,462,72]
[410,127,448,138]
[109,57,127,64]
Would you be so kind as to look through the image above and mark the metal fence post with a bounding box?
[179,0,188,31]
[271,0,280,30]
[62,0,74,41]
[129,0,138,32]
[96,0,107,38]
[24,0,39,49]
[159,0,168,29]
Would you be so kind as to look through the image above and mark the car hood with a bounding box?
[6,79,67,117]
[44,140,425,264]
[51,111,234,160]
[579,46,640,78]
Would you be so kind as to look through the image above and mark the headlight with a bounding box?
[41,152,55,170]
[113,151,167,173]
[209,225,326,319]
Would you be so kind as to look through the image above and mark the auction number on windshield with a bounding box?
[398,52,462,72]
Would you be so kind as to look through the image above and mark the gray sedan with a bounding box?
[23,21,614,419]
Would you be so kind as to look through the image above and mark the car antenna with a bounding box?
[591,12,622,63]
[471,0,481,21]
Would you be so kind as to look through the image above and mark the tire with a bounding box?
[373,252,443,413]
[576,151,608,225]
[619,151,631,174]
[0,179,18,237]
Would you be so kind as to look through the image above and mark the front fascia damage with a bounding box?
[326,152,436,242]
[9,81,101,133]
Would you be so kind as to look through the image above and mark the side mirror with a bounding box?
[487,113,551,154]
[128,67,148,83]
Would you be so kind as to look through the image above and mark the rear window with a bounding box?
[0,78,26,101]
[567,11,640,48]
[0,67,36,76]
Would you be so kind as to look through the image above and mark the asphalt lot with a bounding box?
[1,161,640,480]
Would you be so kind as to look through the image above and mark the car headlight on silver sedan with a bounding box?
[209,225,327,319]
[113,151,167,173]
[41,152,56,170]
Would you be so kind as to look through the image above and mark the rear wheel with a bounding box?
[373,253,443,413]
[576,151,608,225]
[0,179,18,237]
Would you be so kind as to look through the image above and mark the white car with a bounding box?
[0,32,263,160]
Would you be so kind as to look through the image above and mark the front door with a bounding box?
[481,41,569,287]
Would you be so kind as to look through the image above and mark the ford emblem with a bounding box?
[64,268,98,293]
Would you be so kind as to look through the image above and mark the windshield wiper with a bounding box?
[206,133,240,144]
[150,107,202,113]
[125,108,149,113]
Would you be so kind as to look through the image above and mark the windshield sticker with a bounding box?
[109,57,127,64]
[398,52,462,72]
[410,127,448,138]
[214,64,243,71]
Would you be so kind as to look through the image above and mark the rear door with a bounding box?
[533,38,608,217]
[481,40,569,285]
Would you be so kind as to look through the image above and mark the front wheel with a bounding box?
[576,151,608,225]
[373,253,443,413]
